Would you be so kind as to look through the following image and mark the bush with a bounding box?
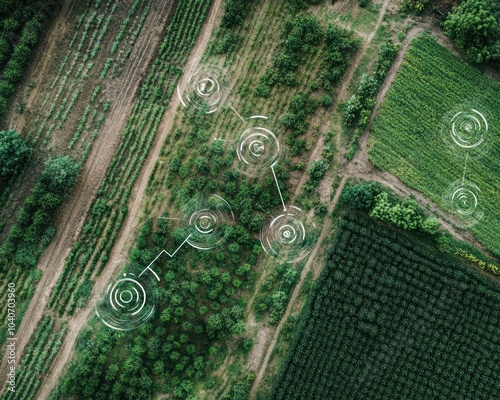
[374,41,398,83]
[341,181,382,210]
[443,0,500,64]
[370,192,439,232]
[315,202,328,216]
[221,0,256,28]
[307,160,329,186]
[321,94,333,107]
[41,156,81,192]
[0,129,31,178]
[281,92,318,135]
[402,0,429,14]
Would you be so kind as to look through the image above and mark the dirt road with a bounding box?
[248,0,392,395]
[0,0,177,398]
[248,4,495,397]
[35,0,223,398]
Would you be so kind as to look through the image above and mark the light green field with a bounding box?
[369,33,500,256]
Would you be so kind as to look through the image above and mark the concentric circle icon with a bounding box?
[236,127,281,176]
[182,194,235,250]
[444,180,483,228]
[441,107,491,158]
[451,187,478,216]
[450,110,487,149]
[96,269,158,331]
[179,65,228,114]
[261,206,316,263]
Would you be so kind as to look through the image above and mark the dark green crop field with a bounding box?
[271,213,500,400]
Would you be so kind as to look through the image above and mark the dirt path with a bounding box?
[35,1,223,398]
[349,25,424,167]
[248,175,348,398]
[346,24,492,256]
[249,17,498,397]
[0,1,176,398]
[292,0,391,203]
[249,1,392,396]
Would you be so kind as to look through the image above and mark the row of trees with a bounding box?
[0,155,80,270]
[341,181,440,234]
[0,0,56,115]
[343,40,398,159]
[344,41,398,128]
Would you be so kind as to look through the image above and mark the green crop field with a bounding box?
[271,212,500,400]
[2,316,66,400]
[368,33,500,256]
[2,1,499,399]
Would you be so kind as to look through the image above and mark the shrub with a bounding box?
[341,181,382,210]
[443,0,500,64]
[307,160,329,186]
[402,0,429,14]
[0,129,31,178]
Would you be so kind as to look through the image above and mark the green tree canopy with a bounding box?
[443,0,500,64]
[41,155,80,192]
[0,129,30,178]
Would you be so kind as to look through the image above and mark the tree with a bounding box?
[341,182,382,210]
[41,156,80,192]
[0,130,31,178]
[443,0,500,64]
[307,160,329,185]
[221,0,256,28]
[421,217,440,234]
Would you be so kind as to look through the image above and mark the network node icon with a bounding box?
[178,64,228,114]
[96,265,159,331]
[261,206,316,263]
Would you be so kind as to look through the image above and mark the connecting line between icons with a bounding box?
[177,85,187,108]
[272,164,287,212]
[139,234,193,281]
[230,105,246,123]
[462,151,469,185]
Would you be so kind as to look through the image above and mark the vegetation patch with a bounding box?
[369,33,500,256]
[271,212,500,399]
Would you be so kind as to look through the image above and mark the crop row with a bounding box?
[271,213,500,400]
[49,0,215,316]
[1,316,66,400]
[0,0,150,341]
[369,34,500,256]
